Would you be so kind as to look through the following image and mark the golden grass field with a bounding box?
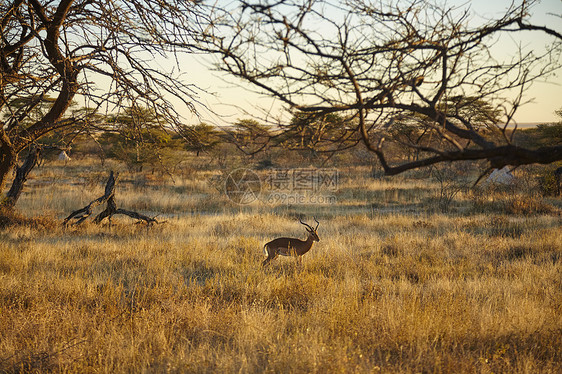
[1,158,561,373]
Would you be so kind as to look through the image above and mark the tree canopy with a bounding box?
[0,0,207,201]
[203,0,562,175]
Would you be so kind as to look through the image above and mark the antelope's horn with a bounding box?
[299,218,314,231]
[313,217,319,230]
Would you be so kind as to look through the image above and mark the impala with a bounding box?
[262,218,320,266]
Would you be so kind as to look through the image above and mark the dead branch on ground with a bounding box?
[63,171,158,226]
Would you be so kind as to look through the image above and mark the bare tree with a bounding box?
[203,0,562,175]
[0,0,206,209]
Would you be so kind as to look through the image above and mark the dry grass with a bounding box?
[0,160,561,373]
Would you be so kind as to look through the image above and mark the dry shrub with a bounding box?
[537,167,561,196]
[470,186,559,216]
[0,208,57,229]
[504,195,558,215]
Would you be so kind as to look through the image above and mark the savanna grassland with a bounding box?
[1,157,561,373]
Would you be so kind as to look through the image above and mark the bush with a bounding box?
[0,208,57,229]
[504,195,558,215]
[538,167,561,196]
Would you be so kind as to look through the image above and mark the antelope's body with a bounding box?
[262,218,320,266]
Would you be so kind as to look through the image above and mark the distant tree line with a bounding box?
[34,102,562,173]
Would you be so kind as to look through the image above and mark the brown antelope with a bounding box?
[262,218,320,266]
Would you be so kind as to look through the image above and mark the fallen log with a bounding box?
[63,171,158,226]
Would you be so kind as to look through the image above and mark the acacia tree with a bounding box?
[0,0,206,209]
[226,118,271,155]
[97,106,181,171]
[278,112,353,151]
[204,0,562,175]
[178,122,222,156]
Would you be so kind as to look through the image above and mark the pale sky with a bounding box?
[176,0,562,127]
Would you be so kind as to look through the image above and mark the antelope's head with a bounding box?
[300,217,320,242]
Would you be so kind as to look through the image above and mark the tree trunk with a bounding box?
[0,130,17,207]
[3,147,40,209]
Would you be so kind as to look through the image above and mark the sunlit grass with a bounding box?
[1,159,561,372]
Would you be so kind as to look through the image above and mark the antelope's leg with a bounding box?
[262,253,274,266]
[262,247,277,267]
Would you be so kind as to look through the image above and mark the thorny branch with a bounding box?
[202,0,562,174]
